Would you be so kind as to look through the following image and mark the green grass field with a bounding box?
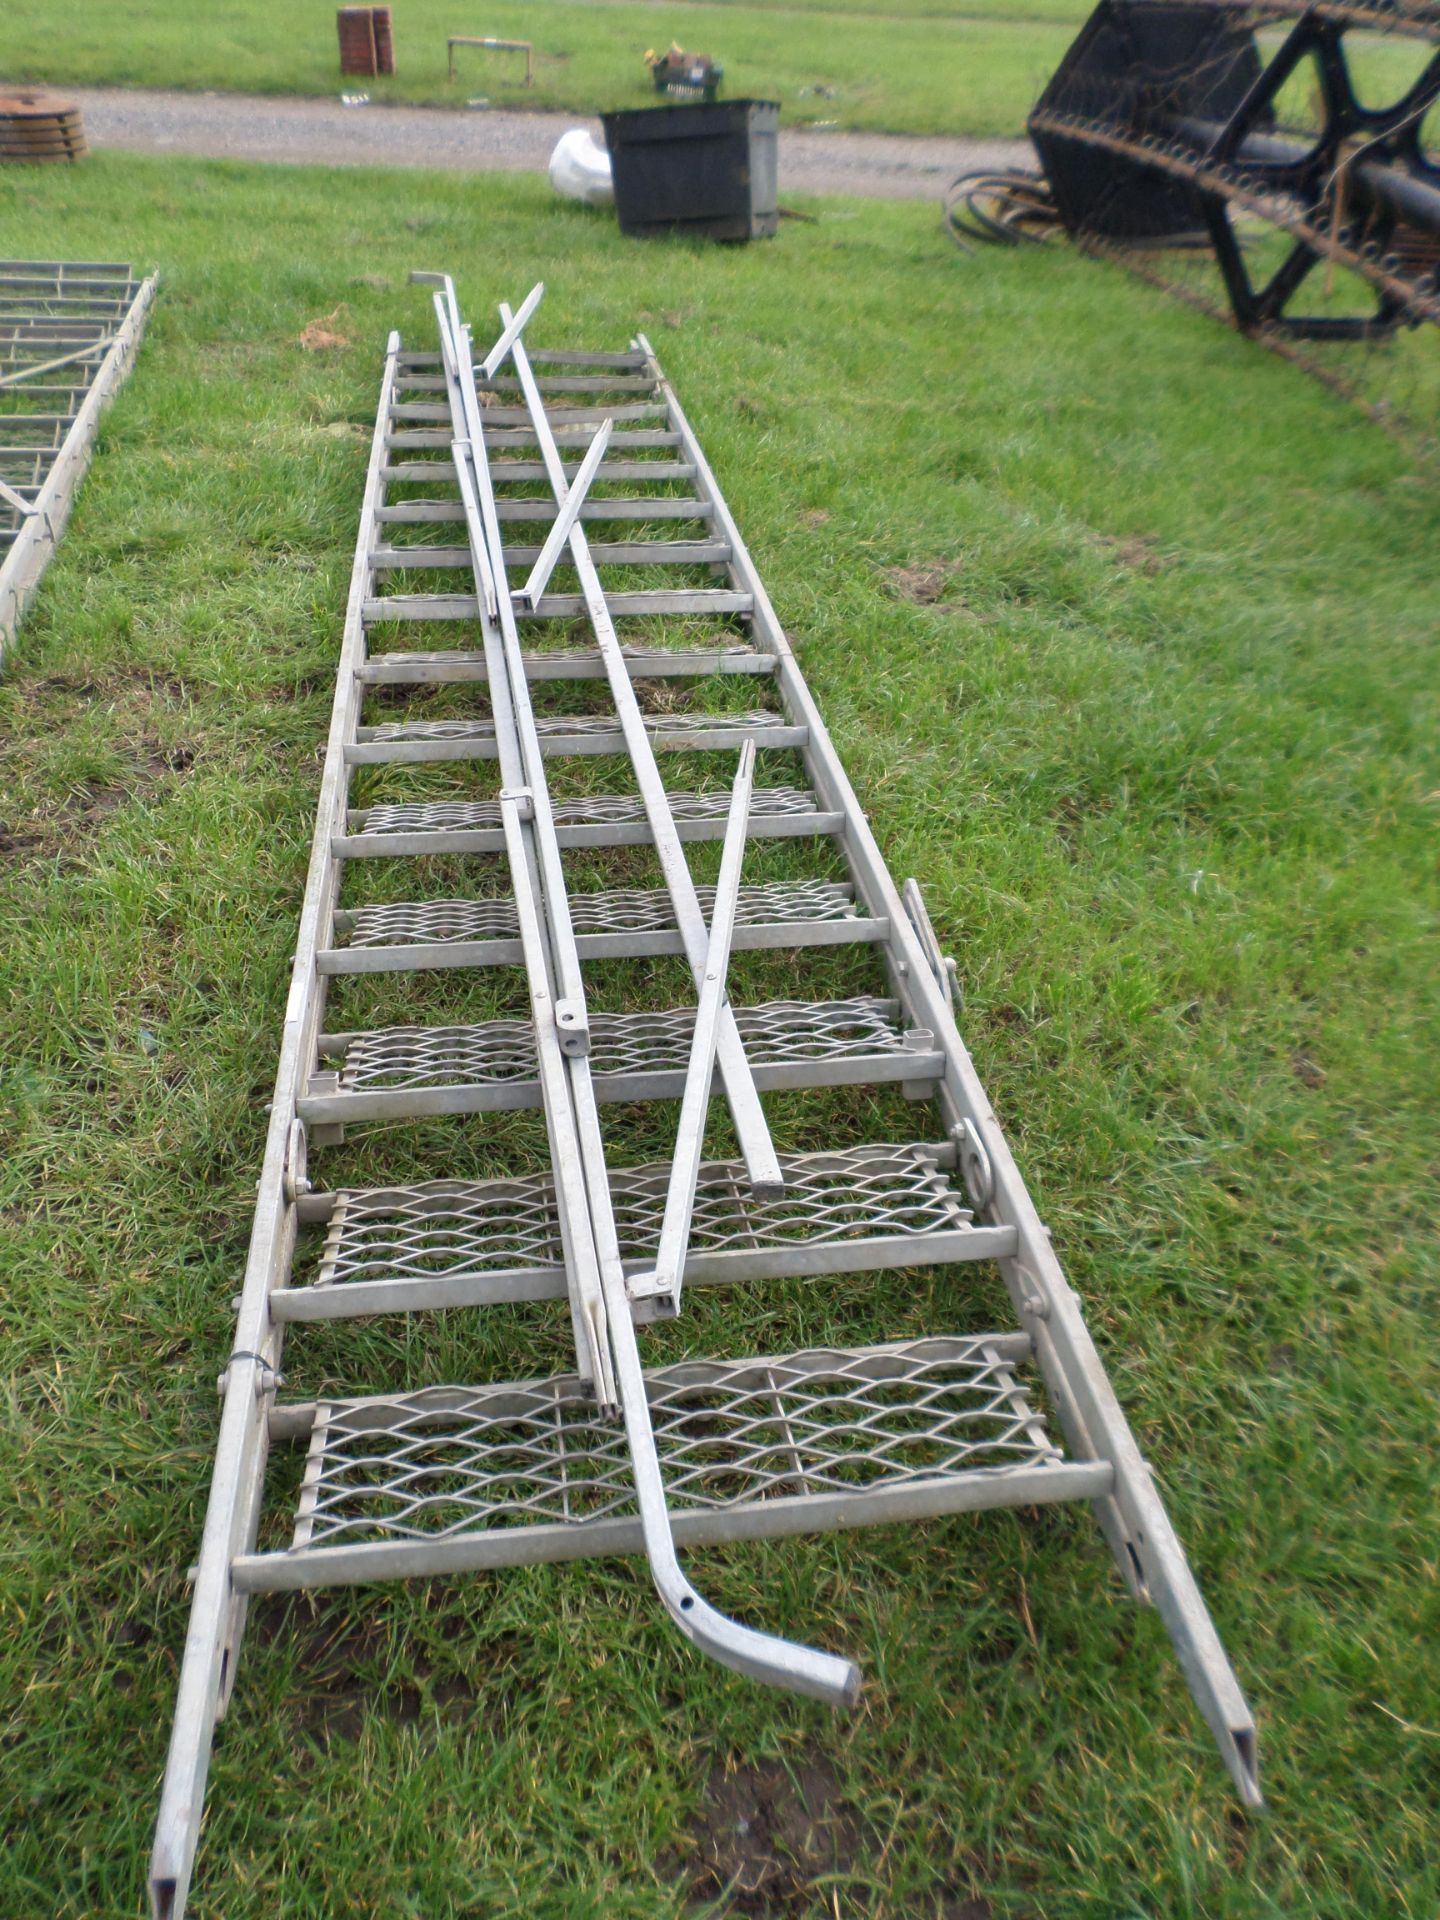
[6,0,1432,136]
[1,153,1438,1919]
[6,0,1087,135]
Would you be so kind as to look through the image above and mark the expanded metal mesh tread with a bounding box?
[334,998,916,1092]
[340,879,865,951]
[352,785,820,836]
[356,709,787,746]
[314,1143,973,1290]
[357,643,774,687]
[288,1336,1062,1551]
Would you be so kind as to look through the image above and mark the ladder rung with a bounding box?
[346,710,806,765]
[356,646,775,684]
[332,786,841,858]
[478,373,657,394]
[389,398,665,424]
[318,880,888,976]
[382,459,696,484]
[369,539,732,570]
[385,428,680,452]
[377,496,712,524]
[300,998,941,1123]
[235,1333,1103,1590]
[395,345,649,371]
[362,588,752,623]
[274,1144,1016,1322]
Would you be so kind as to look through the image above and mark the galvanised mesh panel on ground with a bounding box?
[292,1337,1061,1549]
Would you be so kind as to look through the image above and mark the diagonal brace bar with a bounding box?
[628,738,756,1317]
[0,336,114,392]
[480,280,544,379]
[0,475,37,517]
[513,417,614,611]
[496,300,783,1198]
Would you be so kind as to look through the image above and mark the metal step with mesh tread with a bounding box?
[385,427,682,452]
[370,537,732,570]
[233,1335,1112,1592]
[377,494,714,526]
[334,783,841,856]
[357,642,773,685]
[380,458,698,487]
[300,997,944,1123]
[346,708,805,766]
[276,1142,1016,1322]
[319,879,888,975]
[362,586,750,621]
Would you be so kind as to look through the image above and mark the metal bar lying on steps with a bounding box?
[427,283,613,1402]
[494,770,614,1402]
[628,739,757,1318]
[513,416,613,610]
[479,279,544,378]
[0,475,36,517]
[500,297,784,1199]
[457,279,851,1706]
[0,335,113,390]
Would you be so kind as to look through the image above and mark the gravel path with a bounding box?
[70,86,1030,202]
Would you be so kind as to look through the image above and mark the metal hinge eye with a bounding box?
[902,877,962,1013]
[955,1116,995,1212]
[283,1117,310,1203]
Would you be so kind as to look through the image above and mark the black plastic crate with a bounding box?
[600,99,779,242]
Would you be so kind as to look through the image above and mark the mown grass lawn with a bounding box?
[7,0,1430,136]
[7,0,1086,135]
[1,153,1437,1919]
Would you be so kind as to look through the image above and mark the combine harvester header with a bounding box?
[1029,0,1440,336]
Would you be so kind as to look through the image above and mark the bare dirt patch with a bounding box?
[0,735,196,865]
[250,1599,513,1749]
[885,560,957,605]
[299,305,353,351]
[1094,532,1171,576]
[681,1755,861,1914]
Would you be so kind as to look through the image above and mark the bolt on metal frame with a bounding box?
[0,260,157,668]
[149,286,1259,1920]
